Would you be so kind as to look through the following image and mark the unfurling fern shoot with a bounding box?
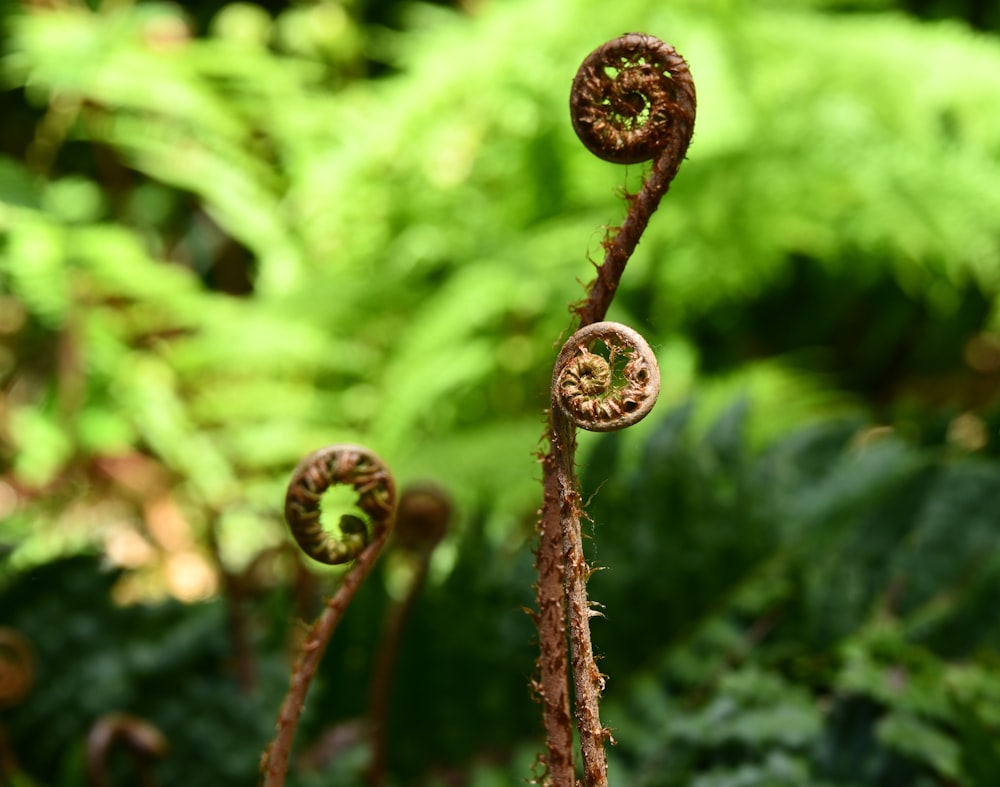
[263,444,396,787]
[555,322,660,433]
[284,444,395,565]
[533,33,694,787]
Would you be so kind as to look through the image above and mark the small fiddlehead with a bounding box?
[263,444,397,787]
[392,481,452,555]
[554,322,660,433]
[284,444,395,565]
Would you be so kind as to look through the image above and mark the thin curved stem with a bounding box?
[366,483,451,786]
[205,516,256,692]
[366,549,430,787]
[575,145,693,327]
[263,443,396,786]
[262,529,390,786]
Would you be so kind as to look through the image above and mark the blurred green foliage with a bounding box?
[1,0,999,784]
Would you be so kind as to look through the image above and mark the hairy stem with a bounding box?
[553,404,610,787]
[536,432,577,784]
[575,145,692,327]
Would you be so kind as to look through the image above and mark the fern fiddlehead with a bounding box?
[263,444,396,786]
[284,444,395,565]
[570,33,693,166]
[555,322,661,433]
[570,33,696,327]
[534,33,694,787]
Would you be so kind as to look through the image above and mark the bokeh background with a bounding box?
[1,0,999,784]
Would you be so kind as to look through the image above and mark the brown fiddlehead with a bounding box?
[534,33,693,787]
[284,444,395,565]
[569,33,696,326]
[262,444,396,787]
[555,322,661,433]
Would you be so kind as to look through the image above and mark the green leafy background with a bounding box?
[1,0,999,784]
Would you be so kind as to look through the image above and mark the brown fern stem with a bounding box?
[262,530,389,786]
[536,429,578,785]
[0,628,33,709]
[548,399,611,787]
[205,516,257,692]
[366,548,429,787]
[563,493,609,787]
[575,145,691,327]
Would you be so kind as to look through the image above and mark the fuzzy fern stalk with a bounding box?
[261,445,397,786]
[533,34,696,787]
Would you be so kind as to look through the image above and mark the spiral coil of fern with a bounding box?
[554,322,660,433]
[264,444,396,787]
[534,33,694,787]
[570,33,695,166]
[284,444,396,565]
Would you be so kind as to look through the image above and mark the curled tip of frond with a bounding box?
[87,713,168,787]
[570,32,696,166]
[284,443,396,565]
[553,321,661,432]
